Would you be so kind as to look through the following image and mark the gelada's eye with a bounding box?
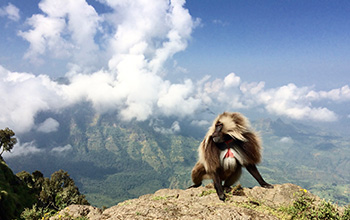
[216,122,223,127]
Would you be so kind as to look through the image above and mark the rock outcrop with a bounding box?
[50,183,317,220]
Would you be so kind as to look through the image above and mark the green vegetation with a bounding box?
[0,128,17,158]
[0,160,35,220]
[42,207,90,220]
[343,205,350,220]
[64,112,199,207]
[226,188,349,220]
[0,158,88,220]
[18,169,89,219]
[282,192,350,220]
[152,195,168,200]
[198,189,216,197]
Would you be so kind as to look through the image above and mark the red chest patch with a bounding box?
[224,148,234,158]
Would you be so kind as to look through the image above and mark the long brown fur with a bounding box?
[191,112,262,187]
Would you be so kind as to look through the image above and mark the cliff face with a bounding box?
[49,183,320,220]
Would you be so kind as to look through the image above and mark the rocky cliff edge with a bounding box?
[49,183,339,220]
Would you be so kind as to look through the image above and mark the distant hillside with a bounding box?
[5,108,350,207]
[7,108,200,207]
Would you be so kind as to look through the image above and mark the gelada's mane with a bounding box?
[204,112,249,148]
[199,112,262,171]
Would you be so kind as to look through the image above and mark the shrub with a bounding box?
[285,190,348,220]
[18,169,89,219]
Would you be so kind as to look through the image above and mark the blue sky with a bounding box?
[0,0,350,136]
[181,0,350,89]
[2,0,350,88]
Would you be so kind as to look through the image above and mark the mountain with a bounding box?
[6,107,200,207]
[49,184,350,220]
[253,118,350,205]
[4,107,350,207]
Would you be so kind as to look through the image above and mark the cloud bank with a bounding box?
[0,0,350,135]
[2,140,43,158]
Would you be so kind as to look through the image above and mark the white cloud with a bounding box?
[191,120,210,127]
[51,144,72,153]
[158,79,201,117]
[153,121,181,134]
[2,141,72,158]
[307,85,350,102]
[18,14,69,64]
[1,0,200,132]
[2,141,43,158]
[62,70,120,112]
[279,137,293,144]
[0,65,68,133]
[18,0,101,69]
[240,81,265,95]
[105,0,195,73]
[36,118,60,133]
[197,75,343,122]
[1,0,349,138]
[224,73,240,88]
[262,84,338,122]
[212,19,229,27]
[1,66,347,136]
[101,0,198,120]
[0,3,20,21]
[199,73,245,109]
[149,0,194,73]
[241,83,338,122]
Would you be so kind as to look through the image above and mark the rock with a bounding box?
[243,183,311,208]
[50,205,102,220]
[49,183,313,219]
